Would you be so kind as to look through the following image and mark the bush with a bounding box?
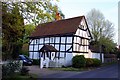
[19,50,29,56]
[20,66,29,76]
[2,60,21,77]
[33,59,39,65]
[86,58,94,67]
[72,55,86,68]
[92,58,101,67]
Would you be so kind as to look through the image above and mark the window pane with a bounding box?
[67,37,72,43]
[33,52,39,59]
[36,39,39,44]
[45,38,49,43]
[61,45,65,51]
[29,45,33,51]
[55,44,59,50]
[29,52,33,59]
[50,37,54,43]
[55,37,60,43]
[40,38,44,44]
[39,45,43,50]
[34,45,38,51]
[32,40,36,44]
[66,45,71,51]
[61,37,66,43]
[60,52,64,57]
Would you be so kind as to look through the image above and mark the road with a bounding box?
[40,63,119,78]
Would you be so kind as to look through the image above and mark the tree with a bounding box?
[86,9,114,41]
[2,3,24,59]
[23,24,35,44]
[2,1,64,59]
[17,1,65,25]
[86,9,116,54]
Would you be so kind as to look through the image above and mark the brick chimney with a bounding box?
[55,12,62,20]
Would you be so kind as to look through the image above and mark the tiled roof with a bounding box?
[39,45,58,52]
[30,16,85,38]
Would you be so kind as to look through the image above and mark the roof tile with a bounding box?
[30,16,84,38]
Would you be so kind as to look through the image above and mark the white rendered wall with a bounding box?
[73,19,90,53]
[91,53,104,63]
[29,36,73,66]
[73,29,89,53]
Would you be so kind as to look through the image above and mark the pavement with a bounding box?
[28,65,64,78]
[28,65,86,78]
[27,63,119,78]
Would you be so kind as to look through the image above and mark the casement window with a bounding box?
[40,38,44,44]
[60,44,65,51]
[67,37,72,43]
[50,37,54,43]
[61,37,66,44]
[44,38,49,43]
[29,45,33,51]
[55,37,60,43]
[55,44,59,50]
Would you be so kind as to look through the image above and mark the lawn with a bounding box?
[49,62,117,72]
[49,67,97,71]
[2,72,38,80]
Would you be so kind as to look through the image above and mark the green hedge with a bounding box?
[2,61,21,77]
[72,55,86,68]
[92,58,101,67]
[72,56,101,68]
[86,58,101,67]
[86,58,94,67]
[33,59,39,65]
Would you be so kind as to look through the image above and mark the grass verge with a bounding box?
[49,62,117,72]
[2,72,38,80]
[49,67,97,72]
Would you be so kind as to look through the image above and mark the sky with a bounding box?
[54,0,119,44]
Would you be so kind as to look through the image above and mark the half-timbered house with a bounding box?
[29,16,93,68]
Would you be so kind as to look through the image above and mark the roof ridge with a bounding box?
[38,15,85,26]
[30,15,85,38]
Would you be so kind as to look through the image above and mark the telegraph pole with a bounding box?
[100,28,102,62]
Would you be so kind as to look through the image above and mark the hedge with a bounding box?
[86,58,101,67]
[86,58,94,67]
[92,58,102,67]
[33,59,39,65]
[72,55,86,68]
[2,60,21,77]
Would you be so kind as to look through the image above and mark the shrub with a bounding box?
[2,60,21,77]
[86,58,94,67]
[20,66,29,76]
[33,59,39,65]
[92,58,101,67]
[72,55,86,68]
[19,50,29,56]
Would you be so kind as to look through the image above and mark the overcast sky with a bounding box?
[55,0,119,44]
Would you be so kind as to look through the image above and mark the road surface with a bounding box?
[41,63,119,78]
